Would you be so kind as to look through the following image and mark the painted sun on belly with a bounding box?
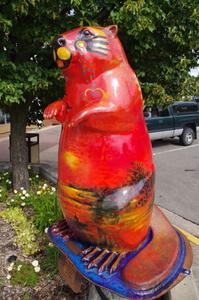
[63,151,80,170]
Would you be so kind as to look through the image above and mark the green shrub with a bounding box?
[0,186,8,203]
[0,207,39,255]
[29,184,62,232]
[0,171,12,190]
[40,244,59,278]
[10,261,38,287]
[1,172,62,233]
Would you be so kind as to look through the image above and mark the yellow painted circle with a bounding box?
[57,47,71,60]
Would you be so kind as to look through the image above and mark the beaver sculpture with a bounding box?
[44,25,192,298]
[44,24,154,251]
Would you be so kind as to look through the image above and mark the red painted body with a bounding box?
[44,26,155,252]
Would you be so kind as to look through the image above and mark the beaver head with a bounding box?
[52,25,127,77]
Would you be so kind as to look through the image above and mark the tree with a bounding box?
[179,75,199,99]
[109,0,199,106]
[0,1,71,189]
[0,0,198,189]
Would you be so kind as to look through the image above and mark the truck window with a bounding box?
[173,104,198,114]
[158,108,170,117]
[144,107,156,117]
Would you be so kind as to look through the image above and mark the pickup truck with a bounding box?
[144,101,199,146]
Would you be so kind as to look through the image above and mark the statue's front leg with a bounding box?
[43,99,68,123]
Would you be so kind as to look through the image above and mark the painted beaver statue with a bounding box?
[44,26,192,299]
[44,25,155,251]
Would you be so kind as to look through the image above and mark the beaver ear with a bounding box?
[105,25,118,37]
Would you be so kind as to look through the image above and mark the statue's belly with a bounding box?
[57,126,155,251]
[58,127,153,188]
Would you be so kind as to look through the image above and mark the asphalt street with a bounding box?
[153,137,199,225]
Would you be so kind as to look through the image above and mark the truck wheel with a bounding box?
[180,127,194,146]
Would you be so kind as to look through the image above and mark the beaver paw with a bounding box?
[43,100,66,121]
[81,246,126,274]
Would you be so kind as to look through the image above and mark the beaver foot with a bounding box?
[50,220,126,274]
[81,246,126,274]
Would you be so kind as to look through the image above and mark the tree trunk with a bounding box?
[10,103,29,190]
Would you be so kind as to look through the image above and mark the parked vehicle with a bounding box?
[144,101,199,146]
[193,96,199,107]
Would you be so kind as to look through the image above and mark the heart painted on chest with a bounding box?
[85,88,104,102]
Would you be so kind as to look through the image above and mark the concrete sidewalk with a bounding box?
[1,125,199,299]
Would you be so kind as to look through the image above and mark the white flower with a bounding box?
[44,228,48,234]
[8,180,11,184]
[35,175,39,178]
[21,202,25,207]
[43,183,48,189]
[48,242,54,248]
[14,190,18,194]
[11,199,14,202]
[34,266,40,273]
[51,187,56,192]
[21,196,25,200]
[10,262,14,267]
[17,265,22,271]
[0,194,2,198]
[22,190,26,195]
[32,260,39,267]
[6,274,11,280]
[28,165,31,170]
[29,178,32,181]
[36,191,41,195]
[20,187,24,190]
[7,265,13,271]
[25,193,30,198]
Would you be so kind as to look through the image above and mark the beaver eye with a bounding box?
[83,29,93,38]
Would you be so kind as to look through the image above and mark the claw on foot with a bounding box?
[81,246,126,274]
